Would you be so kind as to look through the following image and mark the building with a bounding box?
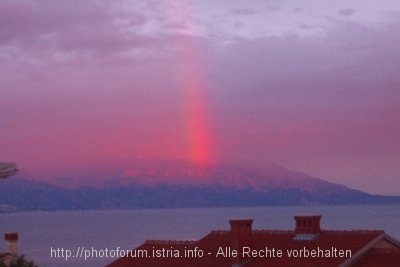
[0,233,36,267]
[107,215,400,267]
[0,232,19,265]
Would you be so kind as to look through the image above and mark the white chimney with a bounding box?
[4,232,18,255]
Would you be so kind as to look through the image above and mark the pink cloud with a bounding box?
[1,1,400,194]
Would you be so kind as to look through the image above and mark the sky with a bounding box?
[1,0,399,195]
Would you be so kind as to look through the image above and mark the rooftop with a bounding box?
[107,215,400,267]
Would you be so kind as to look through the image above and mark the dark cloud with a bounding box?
[231,8,259,16]
[0,0,111,43]
[338,8,356,16]
[298,23,317,30]
[293,7,303,13]
[0,0,152,59]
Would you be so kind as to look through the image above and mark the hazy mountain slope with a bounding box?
[1,162,399,211]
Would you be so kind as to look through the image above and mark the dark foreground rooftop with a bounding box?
[107,215,400,267]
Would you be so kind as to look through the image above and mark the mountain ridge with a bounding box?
[1,161,399,211]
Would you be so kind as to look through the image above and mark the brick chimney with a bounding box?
[4,232,18,255]
[229,219,253,267]
[294,215,321,240]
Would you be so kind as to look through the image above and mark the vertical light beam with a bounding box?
[168,1,213,164]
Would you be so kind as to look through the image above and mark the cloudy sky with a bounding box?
[1,0,399,194]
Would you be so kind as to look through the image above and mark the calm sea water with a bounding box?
[0,205,399,267]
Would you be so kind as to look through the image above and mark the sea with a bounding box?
[0,204,399,267]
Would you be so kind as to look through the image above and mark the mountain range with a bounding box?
[0,161,399,211]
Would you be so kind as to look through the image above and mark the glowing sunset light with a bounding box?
[1,0,400,194]
[181,41,213,164]
[169,1,213,164]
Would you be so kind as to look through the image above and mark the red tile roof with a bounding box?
[107,218,400,267]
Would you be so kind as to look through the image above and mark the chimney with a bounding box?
[229,219,253,267]
[4,232,18,255]
[294,215,321,241]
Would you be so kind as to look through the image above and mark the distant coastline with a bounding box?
[1,173,399,211]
